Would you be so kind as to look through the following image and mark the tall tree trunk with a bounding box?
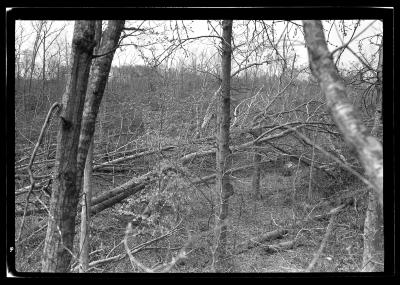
[41,21,96,273]
[79,20,102,273]
[76,20,125,191]
[302,20,383,207]
[362,42,383,272]
[42,30,46,107]
[214,19,233,273]
[75,20,124,272]
[79,138,93,272]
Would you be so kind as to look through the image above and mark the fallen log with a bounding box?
[90,171,156,206]
[95,146,150,160]
[305,204,346,223]
[190,164,256,185]
[15,208,48,216]
[181,149,216,165]
[261,239,297,254]
[93,145,176,171]
[14,161,254,218]
[15,181,152,217]
[235,228,288,254]
[93,166,133,173]
[90,184,147,216]
[191,173,216,185]
[15,159,55,171]
[15,179,50,196]
[89,163,259,215]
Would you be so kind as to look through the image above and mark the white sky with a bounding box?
[15,20,382,74]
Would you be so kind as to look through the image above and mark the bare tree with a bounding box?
[39,22,67,106]
[41,21,96,272]
[362,42,383,272]
[76,20,125,196]
[27,21,45,99]
[79,20,103,273]
[214,19,233,272]
[302,20,383,207]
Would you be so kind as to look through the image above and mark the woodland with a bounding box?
[13,19,384,273]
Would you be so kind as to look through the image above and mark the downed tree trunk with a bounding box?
[15,183,148,218]
[90,171,156,206]
[90,184,147,216]
[15,171,157,217]
[93,145,176,171]
[181,149,216,165]
[262,240,297,254]
[235,228,288,254]
[15,208,48,216]
[15,180,49,196]
[190,164,255,185]
[93,166,133,173]
[15,163,258,218]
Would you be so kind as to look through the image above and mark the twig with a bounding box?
[17,222,47,244]
[330,20,377,56]
[124,219,226,273]
[16,102,60,241]
[72,219,183,271]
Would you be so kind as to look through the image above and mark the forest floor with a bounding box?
[14,163,368,273]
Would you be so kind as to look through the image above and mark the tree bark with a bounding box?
[252,152,262,199]
[76,20,125,194]
[362,189,384,271]
[79,20,102,273]
[302,20,383,206]
[214,19,233,273]
[41,21,96,272]
[90,184,147,216]
[79,138,93,272]
[362,42,383,272]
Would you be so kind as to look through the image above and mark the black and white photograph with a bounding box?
[6,6,396,276]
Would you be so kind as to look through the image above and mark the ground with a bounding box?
[14,161,368,273]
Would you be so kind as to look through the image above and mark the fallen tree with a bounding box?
[93,145,176,171]
[90,183,147,216]
[15,118,341,197]
[234,228,288,254]
[15,118,348,221]
[15,171,157,217]
[261,239,298,254]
